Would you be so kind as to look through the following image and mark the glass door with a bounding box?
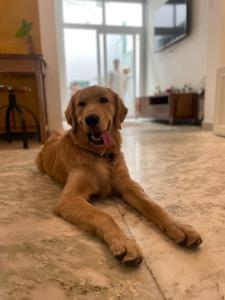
[105,34,135,117]
[64,28,99,95]
[61,0,144,116]
[63,29,141,117]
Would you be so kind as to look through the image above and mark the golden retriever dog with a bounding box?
[36,85,202,266]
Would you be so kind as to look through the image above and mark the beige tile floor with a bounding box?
[0,121,225,300]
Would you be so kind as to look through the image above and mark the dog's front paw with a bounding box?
[111,238,142,266]
[164,221,202,248]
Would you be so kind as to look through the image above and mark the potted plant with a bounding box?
[15,19,33,54]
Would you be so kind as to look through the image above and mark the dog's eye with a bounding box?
[100,97,109,104]
[78,101,86,107]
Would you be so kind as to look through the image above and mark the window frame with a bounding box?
[62,0,145,28]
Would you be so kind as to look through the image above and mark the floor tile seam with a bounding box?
[112,199,167,300]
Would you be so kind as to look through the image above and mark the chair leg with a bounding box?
[0,105,8,140]
[19,105,41,142]
[12,107,16,130]
[14,105,28,149]
[5,106,12,143]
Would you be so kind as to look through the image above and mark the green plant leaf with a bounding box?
[15,19,32,38]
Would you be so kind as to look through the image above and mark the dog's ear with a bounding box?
[114,92,128,129]
[65,95,77,131]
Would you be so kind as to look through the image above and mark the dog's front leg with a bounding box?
[54,171,142,265]
[112,161,202,248]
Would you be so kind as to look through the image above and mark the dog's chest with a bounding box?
[93,159,114,197]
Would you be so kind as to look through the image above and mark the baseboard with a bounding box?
[202,122,213,130]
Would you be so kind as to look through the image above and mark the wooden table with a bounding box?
[0,54,48,143]
[136,93,199,125]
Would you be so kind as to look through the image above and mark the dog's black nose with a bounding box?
[85,114,100,127]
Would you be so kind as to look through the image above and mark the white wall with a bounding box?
[38,0,63,131]
[145,0,209,94]
[204,0,225,125]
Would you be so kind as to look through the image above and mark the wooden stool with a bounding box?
[0,85,40,149]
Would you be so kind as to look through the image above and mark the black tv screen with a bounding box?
[154,0,191,52]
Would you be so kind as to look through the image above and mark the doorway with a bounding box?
[61,0,144,118]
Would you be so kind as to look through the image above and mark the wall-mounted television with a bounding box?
[154,0,191,52]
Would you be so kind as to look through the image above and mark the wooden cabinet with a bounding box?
[136,93,199,125]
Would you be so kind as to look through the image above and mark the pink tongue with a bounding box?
[101,131,112,148]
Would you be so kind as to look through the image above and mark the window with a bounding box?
[64,29,98,87]
[62,0,143,27]
[105,2,143,27]
[63,0,103,24]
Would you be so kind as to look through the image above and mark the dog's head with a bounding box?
[65,85,128,150]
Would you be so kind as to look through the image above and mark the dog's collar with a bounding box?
[92,150,115,161]
[101,151,115,161]
[77,145,115,161]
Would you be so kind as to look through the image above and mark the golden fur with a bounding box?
[36,85,202,266]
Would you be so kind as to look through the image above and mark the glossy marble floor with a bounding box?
[0,121,225,300]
